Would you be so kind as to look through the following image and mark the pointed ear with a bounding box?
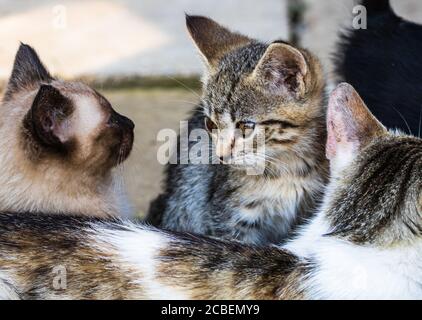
[326,83,386,170]
[4,43,53,100]
[251,43,309,99]
[25,85,74,149]
[186,14,251,70]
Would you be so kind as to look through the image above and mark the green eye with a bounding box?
[205,117,218,132]
[237,121,256,137]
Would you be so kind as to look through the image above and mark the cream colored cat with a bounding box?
[0,44,134,217]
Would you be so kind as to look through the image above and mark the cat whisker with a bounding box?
[132,141,142,150]
[165,75,201,100]
[232,153,286,178]
[255,154,290,174]
[392,105,413,136]
[164,99,200,107]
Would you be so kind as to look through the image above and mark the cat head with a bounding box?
[0,44,134,216]
[325,83,421,247]
[2,44,134,175]
[186,15,326,175]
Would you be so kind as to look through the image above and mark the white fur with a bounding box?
[215,115,236,159]
[101,206,422,299]
[0,271,20,300]
[95,224,189,299]
[283,177,336,257]
[283,212,329,258]
[73,96,104,136]
[306,238,422,299]
[284,180,422,300]
[329,144,357,177]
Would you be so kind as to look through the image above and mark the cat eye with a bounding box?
[236,121,256,138]
[260,119,298,129]
[205,117,218,133]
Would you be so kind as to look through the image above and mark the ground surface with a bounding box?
[0,0,288,79]
[105,88,198,217]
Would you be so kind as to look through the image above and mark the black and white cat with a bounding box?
[336,0,422,136]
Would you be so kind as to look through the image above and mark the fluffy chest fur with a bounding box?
[153,155,326,245]
[229,174,323,244]
[0,131,130,217]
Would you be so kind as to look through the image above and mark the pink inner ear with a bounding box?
[326,83,385,163]
[41,114,69,143]
[41,116,54,133]
[326,84,359,161]
[326,107,352,160]
[326,119,338,160]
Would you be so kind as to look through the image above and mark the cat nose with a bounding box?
[119,114,135,130]
[215,132,234,159]
[110,111,135,130]
[215,143,232,159]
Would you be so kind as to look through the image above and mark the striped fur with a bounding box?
[0,84,420,299]
[147,15,328,245]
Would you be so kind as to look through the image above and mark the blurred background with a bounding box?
[0,0,421,216]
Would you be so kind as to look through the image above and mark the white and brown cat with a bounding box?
[0,83,420,299]
[0,43,134,217]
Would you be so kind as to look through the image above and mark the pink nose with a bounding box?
[215,139,234,159]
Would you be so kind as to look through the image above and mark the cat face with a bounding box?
[325,83,422,247]
[186,15,326,174]
[4,44,134,176]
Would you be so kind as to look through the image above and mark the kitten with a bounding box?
[147,15,328,245]
[0,83,420,300]
[0,44,134,217]
[335,0,422,136]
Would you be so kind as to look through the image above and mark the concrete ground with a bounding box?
[0,0,288,79]
[105,88,198,217]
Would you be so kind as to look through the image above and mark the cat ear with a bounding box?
[4,43,53,100]
[326,83,386,171]
[252,43,309,99]
[186,14,251,70]
[251,43,309,99]
[26,84,73,148]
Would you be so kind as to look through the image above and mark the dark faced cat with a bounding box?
[0,44,134,217]
[147,15,328,245]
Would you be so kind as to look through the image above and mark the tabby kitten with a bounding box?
[0,44,134,217]
[148,15,328,245]
[0,83,420,300]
